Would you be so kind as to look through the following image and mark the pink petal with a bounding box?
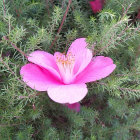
[75,56,116,83]
[47,84,88,104]
[65,102,80,112]
[89,0,103,13]
[20,63,62,91]
[28,51,61,79]
[68,38,92,76]
[137,9,140,19]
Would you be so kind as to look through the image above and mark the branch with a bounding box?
[97,81,140,93]
[121,3,132,19]
[115,73,140,77]
[3,36,28,58]
[0,56,39,99]
[119,87,140,94]
[97,21,140,54]
[18,92,42,99]
[0,56,24,85]
[2,0,6,16]
[97,4,133,54]
[49,0,72,48]
[45,0,50,15]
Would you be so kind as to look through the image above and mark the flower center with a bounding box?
[56,52,75,84]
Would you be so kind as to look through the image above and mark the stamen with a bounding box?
[56,52,75,84]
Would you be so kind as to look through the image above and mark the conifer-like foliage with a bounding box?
[0,0,140,139]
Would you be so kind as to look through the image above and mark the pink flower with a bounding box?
[89,0,105,13]
[20,38,116,112]
[65,102,80,112]
[137,10,140,19]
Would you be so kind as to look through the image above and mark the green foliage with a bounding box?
[0,0,140,139]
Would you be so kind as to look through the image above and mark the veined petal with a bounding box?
[68,38,93,76]
[28,51,61,79]
[20,63,62,91]
[47,84,88,104]
[75,56,116,83]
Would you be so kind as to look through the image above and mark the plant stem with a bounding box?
[97,81,140,92]
[0,56,24,85]
[49,0,72,48]
[45,0,50,15]
[3,0,6,16]
[3,36,28,59]
[121,3,132,19]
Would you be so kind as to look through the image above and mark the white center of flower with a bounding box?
[56,52,75,84]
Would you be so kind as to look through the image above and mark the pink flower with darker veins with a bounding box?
[20,38,116,112]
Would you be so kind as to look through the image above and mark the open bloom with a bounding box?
[89,0,105,13]
[20,38,116,111]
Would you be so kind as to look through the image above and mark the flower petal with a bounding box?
[75,56,116,83]
[20,63,61,91]
[68,38,92,76]
[89,0,103,14]
[28,51,61,79]
[65,102,80,112]
[137,9,140,19]
[47,84,88,104]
